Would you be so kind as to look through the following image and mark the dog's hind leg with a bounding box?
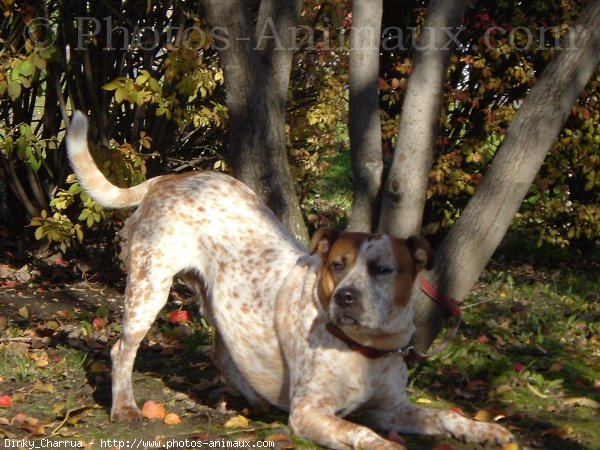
[110,253,174,422]
[210,330,271,413]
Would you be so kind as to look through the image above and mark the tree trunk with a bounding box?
[412,0,600,352]
[347,0,384,233]
[201,0,308,245]
[378,0,468,237]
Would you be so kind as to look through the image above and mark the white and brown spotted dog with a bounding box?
[67,111,514,449]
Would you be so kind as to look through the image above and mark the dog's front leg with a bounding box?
[368,401,515,446]
[289,398,404,450]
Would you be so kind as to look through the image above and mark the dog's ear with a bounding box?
[405,235,434,272]
[309,227,340,259]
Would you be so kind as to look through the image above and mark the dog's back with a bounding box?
[66,112,306,416]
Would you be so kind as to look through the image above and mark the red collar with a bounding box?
[325,275,463,364]
[325,323,412,359]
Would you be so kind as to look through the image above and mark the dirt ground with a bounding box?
[1,253,599,450]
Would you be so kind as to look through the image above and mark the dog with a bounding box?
[66,111,514,449]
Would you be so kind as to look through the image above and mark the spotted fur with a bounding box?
[67,111,514,449]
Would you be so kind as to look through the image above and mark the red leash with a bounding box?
[404,274,462,364]
[419,275,462,321]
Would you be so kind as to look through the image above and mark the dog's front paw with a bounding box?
[471,422,515,446]
[110,404,142,423]
[441,412,515,446]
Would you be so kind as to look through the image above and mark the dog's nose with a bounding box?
[334,288,359,306]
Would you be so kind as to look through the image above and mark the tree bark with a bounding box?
[378,0,468,237]
[412,0,600,352]
[201,0,308,244]
[347,0,384,233]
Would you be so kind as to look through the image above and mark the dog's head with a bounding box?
[310,228,433,350]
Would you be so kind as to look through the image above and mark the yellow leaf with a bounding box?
[501,443,519,450]
[52,403,65,415]
[32,351,49,367]
[32,382,55,393]
[163,413,181,425]
[415,398,432,404]
[223,414,249,428]
[563,397,600,409]
[18,306,29,318]
[473,409,492,422]
[496,384,512,395]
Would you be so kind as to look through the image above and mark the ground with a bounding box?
[0,248,599,450]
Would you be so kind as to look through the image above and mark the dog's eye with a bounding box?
[330,261,344,273]
[374,265,394,275]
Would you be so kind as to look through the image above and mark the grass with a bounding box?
[408,263,600,449]
[1,231,599,448]
[302,149,353,229]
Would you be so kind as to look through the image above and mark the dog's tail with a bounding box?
[66,111,154,209]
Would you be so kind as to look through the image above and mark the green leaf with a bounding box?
[102,81,121,91]
[135,71,150,85]
[19,60,34,77]
[32,53,47,69]
[148,77,160,92]
[115,86,126,103]
[7,81,21,100]
[78,209,90,221]
[34,226,44,240]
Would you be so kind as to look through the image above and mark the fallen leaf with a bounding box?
[467,379,486,389]
[563,397,600,409]
[45,320,61,330]
[11,393,25,403]
[450,406,466,416]
[18,306,29,318]
[169,310,191,324]
[32,382,55,393]
[478,334,490,343]
[513,362,526,372]
[11,412,45,434]
[54,258,69,267]
[415,397,432,404]
[267,433,294,449]
[267,433,291,442]
[501,443,519,450]
[0,395,13,408]
[90,362,109,374]
[474,409,492,422]
[496,384,512,395]
[543,426,577,438]
[526,381,548,398]
[164,413,181,425]
[92,317,106,329]
[223,414,249,428]
[142,400,166,420]
[31,350,50,367]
